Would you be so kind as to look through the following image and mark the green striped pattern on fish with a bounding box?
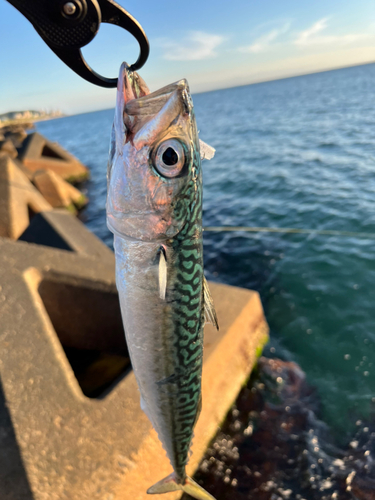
[169,164,204,477]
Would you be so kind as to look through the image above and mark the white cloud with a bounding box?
[239,22,291,53]
[158,31,225,61]
[295,17,372,46]
[296,17,329,45]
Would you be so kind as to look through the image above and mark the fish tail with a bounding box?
[147,473,216,500]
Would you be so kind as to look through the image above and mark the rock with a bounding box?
[350,472,375,500]
[33,170,88,213]
[17,132,89,183]
[0,154,52,239]
[191,357,375,500]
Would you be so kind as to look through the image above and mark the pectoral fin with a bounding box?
[158,247,167,300]
[203,277,219,330]
[199,140,215,160]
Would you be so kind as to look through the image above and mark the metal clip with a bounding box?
[6,0,149,87]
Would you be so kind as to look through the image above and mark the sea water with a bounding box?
[37,62,375,445]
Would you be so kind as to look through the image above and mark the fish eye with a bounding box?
[154,139,185,178]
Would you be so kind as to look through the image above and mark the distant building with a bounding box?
[0,109,64,124]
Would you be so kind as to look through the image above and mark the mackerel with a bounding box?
[107,63,218,500]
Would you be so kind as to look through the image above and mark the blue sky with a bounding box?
[0,0,374,114]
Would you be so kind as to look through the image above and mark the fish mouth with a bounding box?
[124,79,191,118]
[117,62,192,134]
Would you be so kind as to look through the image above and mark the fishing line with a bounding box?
[2,181,374,240]
[203,226,375,239]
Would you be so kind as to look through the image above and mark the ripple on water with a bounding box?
[186,357,375,500]
[36,63,375,443]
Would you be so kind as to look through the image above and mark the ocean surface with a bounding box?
[36,63,375,445]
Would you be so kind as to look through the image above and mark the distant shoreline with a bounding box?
[0,114,65,129]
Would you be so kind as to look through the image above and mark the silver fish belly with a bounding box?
[107,62,218,500]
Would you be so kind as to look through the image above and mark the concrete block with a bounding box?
[0,139,18,159]
[19,209,113,261]
[33,170,88,212]
[1,125,29,148]
[0,224,269,500]
[18,132,89,183]
[0,154,52,239]
[12,158,34,181]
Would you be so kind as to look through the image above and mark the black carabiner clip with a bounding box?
[6,0,150,87]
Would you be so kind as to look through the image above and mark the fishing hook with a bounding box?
[5,0,150,87]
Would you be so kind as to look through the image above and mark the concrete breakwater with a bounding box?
[0,124,269,499]
[0,124,89,239]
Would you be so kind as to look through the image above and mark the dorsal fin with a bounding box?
[203,277,219,330]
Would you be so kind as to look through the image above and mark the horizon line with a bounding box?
[194,59,375,96]
[43,59,375,119]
